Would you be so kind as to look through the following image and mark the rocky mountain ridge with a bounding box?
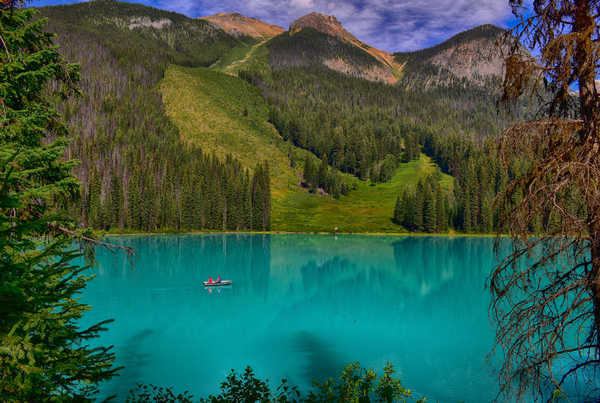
[288,12,402,83]
[200,12,285,39]
[394,24,511,84]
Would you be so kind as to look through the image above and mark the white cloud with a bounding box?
[290,0,314,8]
[139,0,513,52]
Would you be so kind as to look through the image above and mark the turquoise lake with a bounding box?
[82,234,501,402]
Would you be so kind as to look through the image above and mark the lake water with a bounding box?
[81,234,501,402]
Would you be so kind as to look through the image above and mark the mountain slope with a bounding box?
[37,1,275,232]
[159,65,454,232]
[40,3,519,234]
[41,1,249,67]
[210,16,522,233]
[201,12,284,39]
[290,12,401,77]
[394,24,508,84]
[267,12,401,83]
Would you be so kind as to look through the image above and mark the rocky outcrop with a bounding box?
[200,12,285,39]
[289,12,357,44]
[287,12,403,84]
[394,25,517,84]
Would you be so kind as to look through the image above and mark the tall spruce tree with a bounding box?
[0,3,119,399]
[262,161,271,231]
[393,195,403,226]
[318,153,328,189]
[423,179,437,233]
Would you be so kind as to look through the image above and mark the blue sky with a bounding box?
[33,0,518,52]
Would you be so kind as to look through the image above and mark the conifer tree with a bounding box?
[393,195,403,225]
[262,161,271,230]
[252,163,264,230]
[414,181,425,231]
[318,153,329,189]
[0,4,119,399]
[88,168,102,228]
[423,179,437,233]
[110,174,123,229]
[435,186,448,232]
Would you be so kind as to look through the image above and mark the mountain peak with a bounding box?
[394,24,513,83]
[215,12,244,19]
[200,12,285,39]
[290,12,358,45]
[287,12,403,83]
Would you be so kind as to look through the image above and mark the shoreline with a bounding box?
[104,230,505,238]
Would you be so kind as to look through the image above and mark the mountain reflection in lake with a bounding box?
[80,235,501,402]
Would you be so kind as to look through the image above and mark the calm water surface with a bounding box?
[82,234,500,402]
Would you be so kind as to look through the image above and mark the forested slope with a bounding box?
[159,65,454,233]
[40,2,544,234]
[230,20,538,233]
[39,1,272,232]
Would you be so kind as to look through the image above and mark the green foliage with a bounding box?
[274,154,451,233]
[306,362,414,403]
[0,6,117,400]
[40,1,247,67]
[128,363,422,403]
[127,384,195,403]
[394,174,450,233]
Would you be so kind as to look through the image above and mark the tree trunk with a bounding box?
[574,0,596,129]
[590,223,600,353]
[574,0,600,353]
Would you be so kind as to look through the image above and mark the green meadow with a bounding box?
[160,64,453,233]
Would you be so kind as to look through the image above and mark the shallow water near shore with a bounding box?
[80,234,510,401]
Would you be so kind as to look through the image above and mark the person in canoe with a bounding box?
[217,275,221,283]
[208,276,213,284]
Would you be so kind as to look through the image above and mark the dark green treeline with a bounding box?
[393,175,450,233]
[85,159,271,231]
[301,153,353,198]
[41,3,270,231]
[249,58,538,233]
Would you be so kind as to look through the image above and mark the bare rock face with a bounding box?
[288,12,403,84]
[128,16,172,30]
[425,26,507,79]
[395,25,519,85]
[200,12,285,39]
[289,12,357,44]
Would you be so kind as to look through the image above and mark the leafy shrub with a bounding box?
[127,362,426,402]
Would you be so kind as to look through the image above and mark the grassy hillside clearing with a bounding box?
[211,39,272,78]
[274,154,453,232]
[159,64,453,233]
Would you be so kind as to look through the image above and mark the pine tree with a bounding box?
[393,195,403,225]
[303,155,315,191]
[127,173,141,229]
[318,153,329,189]
[0,5,118,399]
[262,161,271,231]
[435,186,448,232]
[252,163,264,230]
[88,169,102,228]
[401,189,416,231]
[423,178,437,233]
[414,181,425,231]
[110,174,123,229]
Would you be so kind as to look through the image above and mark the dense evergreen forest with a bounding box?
[255,60,528,233]
[40,2,272,231]
[39,1,559,234]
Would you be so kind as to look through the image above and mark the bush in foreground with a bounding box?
[126,362,426,402]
